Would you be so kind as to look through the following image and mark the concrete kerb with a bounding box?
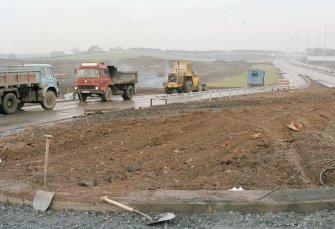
[1,187,334,214]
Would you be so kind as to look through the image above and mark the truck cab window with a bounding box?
[104,70,108,76]
[77,69,100,78]
[44,67,52,77]
[50,68,54,77]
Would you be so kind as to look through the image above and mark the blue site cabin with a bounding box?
[247,69,265,87]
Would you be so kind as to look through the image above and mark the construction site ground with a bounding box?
[1,87,335,206]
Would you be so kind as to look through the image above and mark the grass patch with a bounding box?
[208,63,280,88]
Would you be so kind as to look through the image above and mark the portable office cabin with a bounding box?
[247,69,265,87]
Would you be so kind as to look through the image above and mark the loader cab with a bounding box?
[173,61,193,76]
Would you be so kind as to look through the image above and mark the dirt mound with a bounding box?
[1,88,335,195]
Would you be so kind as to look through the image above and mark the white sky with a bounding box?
[1,0,334,53]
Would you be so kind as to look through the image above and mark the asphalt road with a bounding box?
[0,87,281,136]
[274,59,335,88]
[0,94,159,136]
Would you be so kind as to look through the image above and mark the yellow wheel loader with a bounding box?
[163,61,206,94]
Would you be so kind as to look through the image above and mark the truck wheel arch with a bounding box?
[46,87,59,96]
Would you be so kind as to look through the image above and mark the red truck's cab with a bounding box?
[74,62,138,102]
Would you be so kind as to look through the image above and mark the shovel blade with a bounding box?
[33,190,54,211]
[147,212,175,225]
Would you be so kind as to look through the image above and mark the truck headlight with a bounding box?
[74,86,78,90]
[95,86,99,90]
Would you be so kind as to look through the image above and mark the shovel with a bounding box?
[33,135,54,211]
[101,196,175,225]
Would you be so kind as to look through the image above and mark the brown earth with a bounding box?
[1,88,335,196]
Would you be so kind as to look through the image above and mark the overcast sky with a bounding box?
[1,0,334,53]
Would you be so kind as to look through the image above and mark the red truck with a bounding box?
[74,62,138,101]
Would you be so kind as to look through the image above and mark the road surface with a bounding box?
[0,95,156,136]
[0,85,288,136]
[274,59,335,88]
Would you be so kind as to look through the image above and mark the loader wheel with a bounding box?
[41,90,56,110]
[197,82,202,92]
[2,93,18,115]
[101,87,112,102]
[184,81,193,93]
[122,85,134,100]
[165,88,172,94]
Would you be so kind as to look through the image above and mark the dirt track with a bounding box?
[1,88,335,196]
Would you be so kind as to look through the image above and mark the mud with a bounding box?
[1,88,335,197]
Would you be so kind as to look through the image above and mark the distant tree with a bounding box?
[87,45,104,53]
[72,47,80,54]
[50,51,66,57]
[7,53,16,59]
[109,46,122,52]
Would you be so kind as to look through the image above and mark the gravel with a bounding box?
[1,203,334,229]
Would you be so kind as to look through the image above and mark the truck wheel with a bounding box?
[2,93,18,115]
[41,90,56,110]
[122,85,134,100]
[17,102,25,109]
[183,81,193,93]
[101,87,112,102]
[79,93,87,102]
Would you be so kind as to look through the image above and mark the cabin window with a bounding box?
[251,72,258,77]
[77,69,100,78]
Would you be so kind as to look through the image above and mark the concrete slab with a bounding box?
[0,179,334,213]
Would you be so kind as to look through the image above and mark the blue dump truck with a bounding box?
[0,64,59,114]
[247,69,265,87]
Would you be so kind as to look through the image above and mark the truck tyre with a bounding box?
[41,90,56,110]
[184,81,192,93]
[79,93,87,102]
[101,87,112,102]
[122,85,134,100]
[2,93,18,115]
[17,102,25,109]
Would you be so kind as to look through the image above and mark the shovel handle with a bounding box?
[101,196,153,221]
[43,135,53,191]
